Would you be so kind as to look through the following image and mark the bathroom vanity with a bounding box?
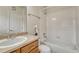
[11,39,39,53]
[0,32,40,53]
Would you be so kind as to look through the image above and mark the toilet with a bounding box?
[39,44,51,53]
[38,35,51,53]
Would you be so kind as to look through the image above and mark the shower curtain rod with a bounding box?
[28,13,40,19]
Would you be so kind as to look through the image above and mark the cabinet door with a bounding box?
[0,7,9,34]
[30,47,39,53]
[21,40,38,53]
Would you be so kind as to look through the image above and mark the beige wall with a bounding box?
[27,6,47,41]
[27,6,40,35]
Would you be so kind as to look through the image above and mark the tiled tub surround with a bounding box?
[0,32,39,53]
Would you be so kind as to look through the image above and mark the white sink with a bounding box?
[0,36,27,49]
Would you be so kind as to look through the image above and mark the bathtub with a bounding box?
[43,41,79,53]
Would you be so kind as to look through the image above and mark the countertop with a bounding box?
[0,34,39,53]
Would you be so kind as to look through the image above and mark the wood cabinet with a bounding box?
[11,48,20,53]
[11,40,39,53]
[30,47,39,53]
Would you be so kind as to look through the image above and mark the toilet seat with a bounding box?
[39,44,51,53]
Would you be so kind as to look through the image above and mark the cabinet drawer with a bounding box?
[21,40,38,53]
[30,47,39,53]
